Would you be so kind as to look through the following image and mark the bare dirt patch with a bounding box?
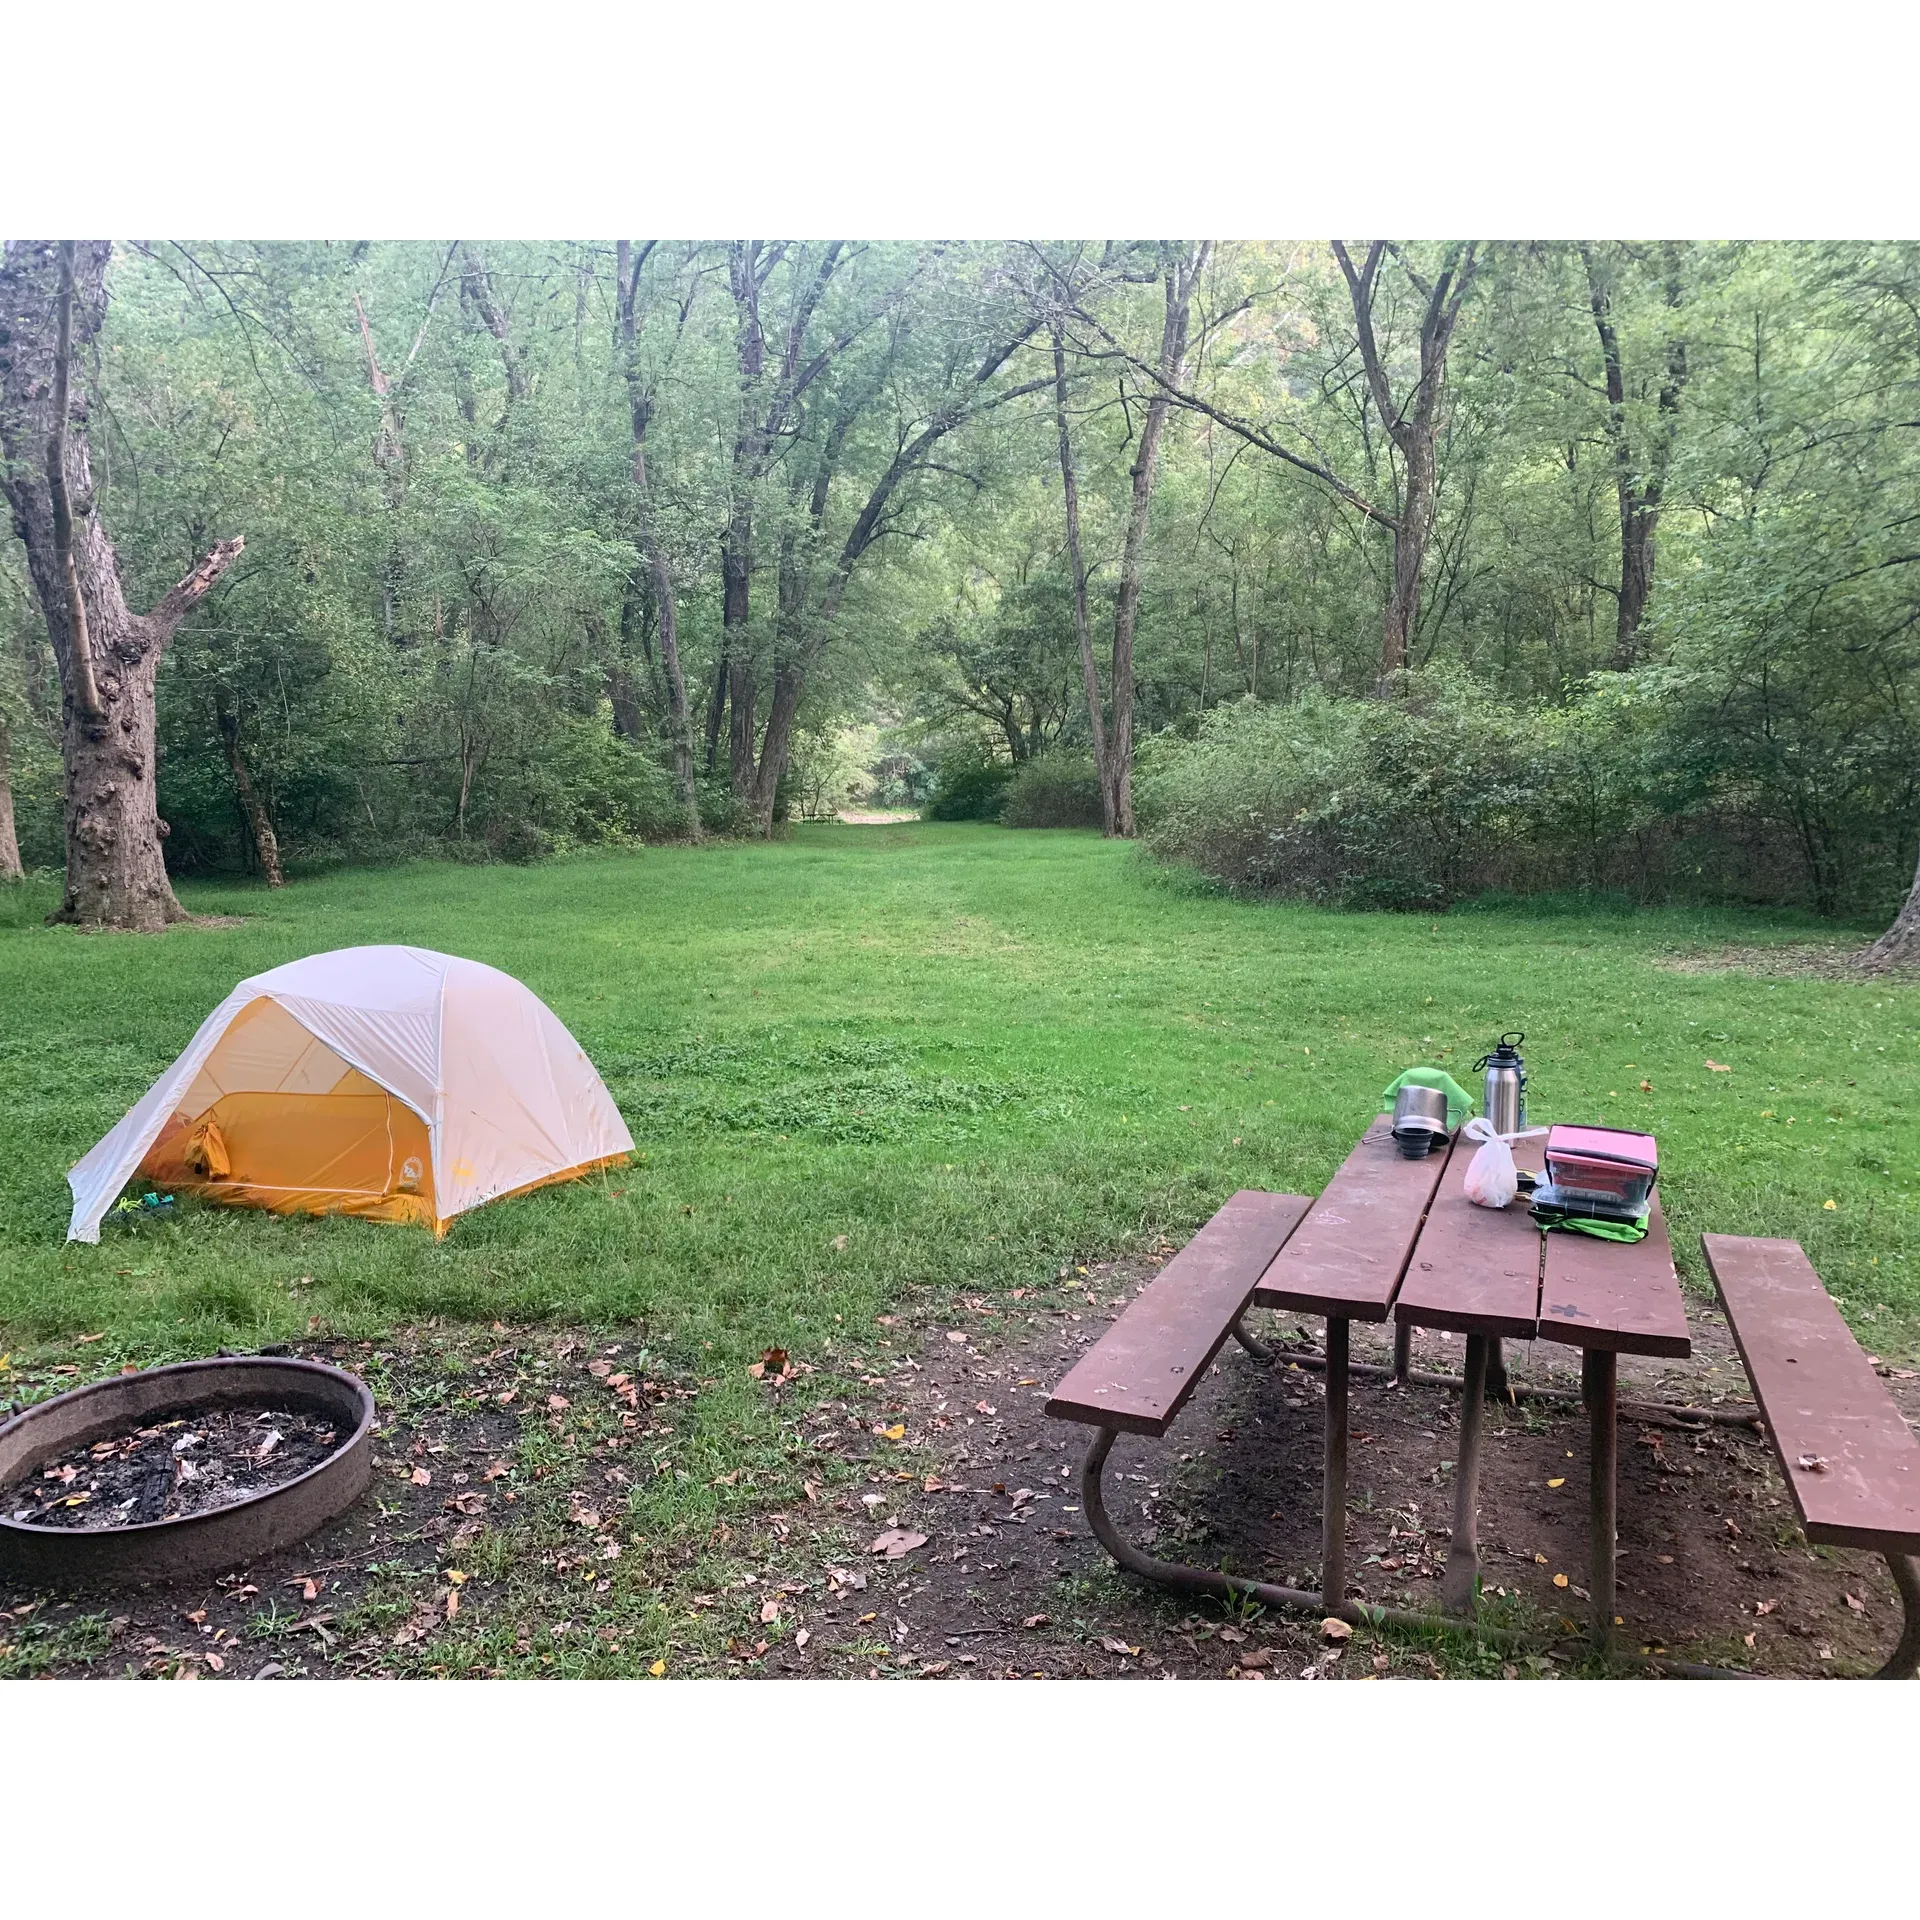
[4,1258,1914,1680]
[827,1256,1920,1680]
[1653,941,1901,982]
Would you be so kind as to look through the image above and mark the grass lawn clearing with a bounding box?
[1,824,1916,1677]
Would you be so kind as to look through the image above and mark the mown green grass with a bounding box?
[2,825,1916,1378]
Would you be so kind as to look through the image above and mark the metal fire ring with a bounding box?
[0,1355,375,1586]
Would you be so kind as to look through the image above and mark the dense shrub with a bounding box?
[1137,678,1555,906]
[1138,664,1920,915]
[926,755,1016,821]
[1000,753,1104,829]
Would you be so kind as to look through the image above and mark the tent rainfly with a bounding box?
[67,945,633,1243]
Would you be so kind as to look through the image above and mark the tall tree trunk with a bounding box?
[722,515,758,800]
[1105,243,1207,837]
[1052,321,1113,833]
[606,665,646,740]
[1581,243,1690,669]
[0,721,23,881]
[616,240,701,839]
[213,689,284,887]
[748,661,805,831]
[1383,430,1437,675]
[703,653,728,774]
[1333,242,1480,685]
[0,241,244,930]
[352,290,408,642]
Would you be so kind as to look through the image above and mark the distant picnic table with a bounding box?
[1046,1116,1920,1677]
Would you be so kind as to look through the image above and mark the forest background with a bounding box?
[6,238,1920,943]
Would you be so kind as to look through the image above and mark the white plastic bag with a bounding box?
[1460,1115,1546,1209]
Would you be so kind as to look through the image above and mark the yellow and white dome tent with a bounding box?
[67,945,633,1242]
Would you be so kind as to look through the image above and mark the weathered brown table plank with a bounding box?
[1252,1117,1452,1322]
[1045,1189,1311,1437]
[1702,1234,1920,1555]
[1536,1189,1690,1358]
[1393,1134,1547,1339]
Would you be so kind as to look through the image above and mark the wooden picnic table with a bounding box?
[1049,1111,1693,1653]
[1051,1114,1920,1673]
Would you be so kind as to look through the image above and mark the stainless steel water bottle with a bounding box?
[1476,1032,1526,1135]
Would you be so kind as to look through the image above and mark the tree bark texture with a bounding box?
[0,722,22,881]
[1333,242,1480,684]
[214,688,284,887]
[617,240,701,838]
[1863,846,1920,971]
[0,241,244,930]
[1581,243,1689,668]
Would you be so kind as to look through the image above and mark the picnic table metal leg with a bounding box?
[1441,1333,1490,1614]
[1392,1320,1411,1384]
[1584,1348,1618,1658]
[1877,1554,1920,1679]
[1321,1316,1349,1612]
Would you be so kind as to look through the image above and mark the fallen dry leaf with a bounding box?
[882,1423,906,1441]
[758,1599,781,1624]
[1552,1573,1570,1589]
[867,1529,927,1561]
[1639,1079,1652,1092]
[1021,1614,1052,1630]
[1239,1649,1273,1671]
[496,1388,516,1405]
[919,1660,951,1676]
[1101,1636,1138,1656]
[588,1359,612,1378]
[650,1659,666,1677]
[76,1333,105,1345]
[571,1507,602,1530]
[482,1460,511,1481]
[1218,1625,1247,1645]
[975,1401,996,1416]
[409,1467,432,1486]
[831,1234,849,1251]
[204,1650,225,1671]
[922,1475,943,1493]
[1321,1618,1353,1642]
[1705,1059,1731,1072]
[1844,1592,1867,1613]
[546,1394,570,1412]
[1547,1477,1565,1489]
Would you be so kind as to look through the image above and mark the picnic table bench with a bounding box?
[1701,1234,1920,1678]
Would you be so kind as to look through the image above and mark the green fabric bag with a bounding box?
[1379,1068,1476,1128]
[1541,1212,1651,1244]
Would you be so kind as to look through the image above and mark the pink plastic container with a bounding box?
[1544,1125,1658,1209]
